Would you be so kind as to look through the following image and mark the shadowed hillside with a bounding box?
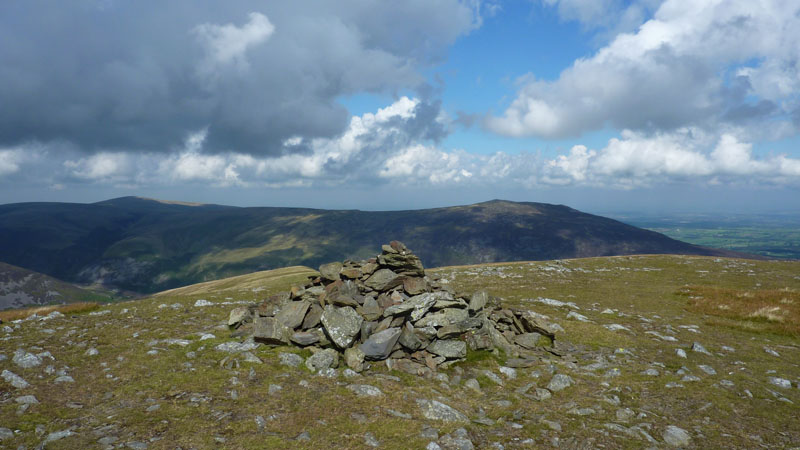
[0,197,747,293]
[0,262,114,310]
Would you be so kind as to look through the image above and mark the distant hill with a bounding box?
[0,197,748,294]
[0,261,113,310]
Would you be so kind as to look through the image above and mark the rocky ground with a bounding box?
[1,255,799,449]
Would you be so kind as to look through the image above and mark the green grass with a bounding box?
[1,255,799,448]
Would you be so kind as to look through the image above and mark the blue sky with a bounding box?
[1,0,799,213]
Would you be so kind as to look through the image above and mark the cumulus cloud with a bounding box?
[0,1,481,156]
[0,149,24,176]
[490,0,800,139]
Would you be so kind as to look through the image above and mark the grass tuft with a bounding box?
[0,302,99,322]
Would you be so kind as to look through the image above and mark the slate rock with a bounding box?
[416,399,468,422]
[274,300,310,329]
[290,331,319,346]
[302,303,323,330]
[359,297,384,321]
[306,348,339,372]
[378,248,425,276]
[321,305,363,349]
[427,340,467,359]
[319,262,343,281]
[439,428,475,450]
[360,327,402,360]
[387,358,432,377]
[468,290,489,314]
[253,317,291,345]
[399,323,423,351]
[384,293,437,321]
[404,277,429,295]
[416,308,469,328]
[514,333,542,349]
[437,318,482,339]
[365,269,403,292]
[228,307,250,327]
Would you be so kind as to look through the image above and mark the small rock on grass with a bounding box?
[347,384,384,397]
[417,399,468,422]
[278,352,304,368]
[364,432,380,448]
[662,425,691,447]
[546,374,574,392]
[2,369,29,389]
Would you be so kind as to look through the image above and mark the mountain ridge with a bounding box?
[0,197,754,294]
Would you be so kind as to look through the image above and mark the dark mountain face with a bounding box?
[0,197,743,294]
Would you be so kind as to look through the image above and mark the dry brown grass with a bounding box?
[0,302,99,322]
[681,286,800,336]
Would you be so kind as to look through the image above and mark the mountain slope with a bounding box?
[0,197,745,293]
[0,262,113,310]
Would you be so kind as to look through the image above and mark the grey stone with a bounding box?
[44,430,75,445]
[698,364,717,375]
[439,428,475,450]
[228,307,250,327]
[278,352,304,368]
[215,341,259,353]
[290,331,319,346]
[0,428,13,440]
[347,384,384,397]
[437,318,482,339]
[54,375,75,383]
[344,347,366,372]
[13,349,42,369]
[663,425,691,447]
[364,432,380,447]
[465,378,482,393]
[365,269,402,292]
[616,408,635,422]
[1,369,29,388]
[15,395,38,404]
[468,290,489,314]
[306,348,339,372]
[321,305,363,349]
[274,300,310,329]
[416,308,469,328]
[505,358,537,368]
[404,277,429,295]
[360,327,402,360]
[514,332,542,349]
[692,342,712,356]
[386,358,432,377]
[517,311,557,339]
[384,293,437,321]
[416,399,468,422]
[253,317,291,345]
[319,262,343,281]
[768,377,792,388]
[399,323,423,351]
[378,244,425,276]
[427,340,467,359]
[359,297,383,321]
[530,388,552,401]
[546,374,574,392]
[302,303,323,329]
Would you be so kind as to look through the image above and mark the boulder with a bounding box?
[321,305,363,349]
[359,297,383,321]
[344,347,366,372]
[301,303,323,329]
[290,331,319,347]
[514,332,542,350]
[436,318,482,339]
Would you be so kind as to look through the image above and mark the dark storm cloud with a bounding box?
[0,1,478,155]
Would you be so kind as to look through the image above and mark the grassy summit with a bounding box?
[1,254,798,448]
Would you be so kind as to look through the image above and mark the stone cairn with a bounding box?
[228,241,559,376]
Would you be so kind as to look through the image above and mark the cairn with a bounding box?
[228,241,559,376]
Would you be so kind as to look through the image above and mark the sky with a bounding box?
[1,0,799,214]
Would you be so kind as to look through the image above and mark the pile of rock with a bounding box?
[228,241,559,376]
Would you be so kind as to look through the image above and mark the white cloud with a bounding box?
[194,12,275,73]
[490,0,800,138]
[0,149,24,176]
[65,152,132,180]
